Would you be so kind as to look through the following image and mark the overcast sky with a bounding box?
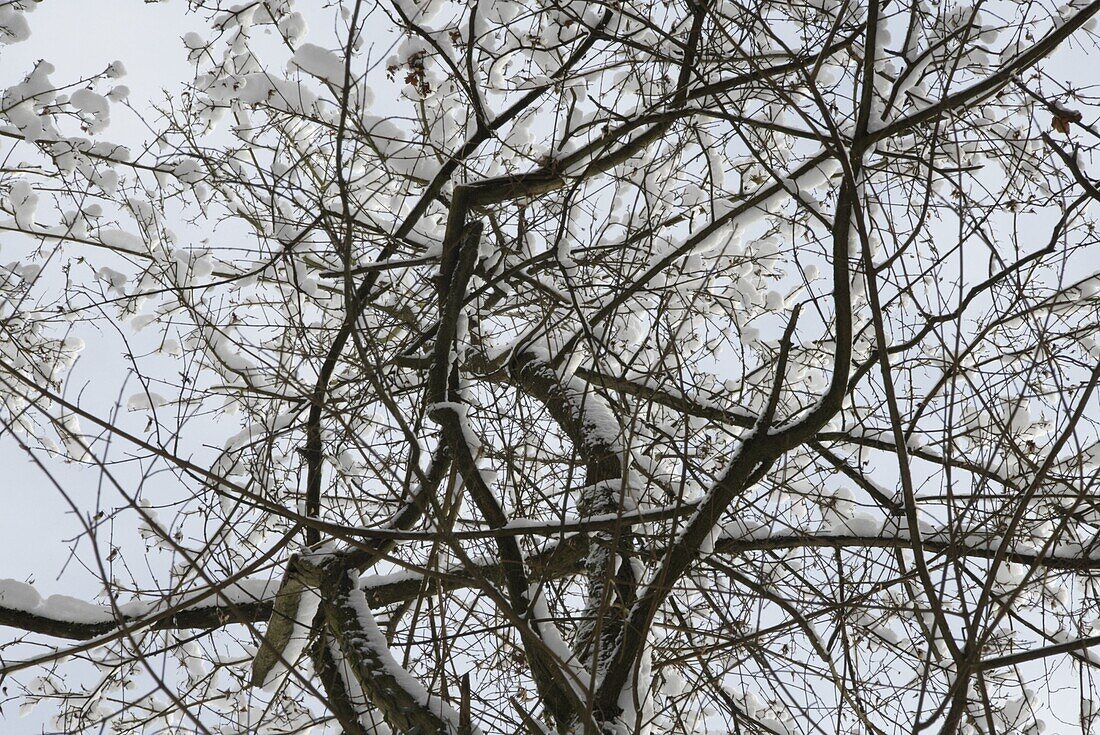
[2,3,1098,732]
[0,9,205,732]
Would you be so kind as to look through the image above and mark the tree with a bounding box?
[2,0,1100,732]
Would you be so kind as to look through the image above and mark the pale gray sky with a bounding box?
[1,2,1097,733]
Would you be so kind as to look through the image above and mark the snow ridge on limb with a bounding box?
[591,163,860,725]
[508,345,635,674]
[322,569,474,735]
[312,630,375,735]
[0,576,279,642]
[427,216,594,730]
[249,560,321,690]
[9,522,1100,645]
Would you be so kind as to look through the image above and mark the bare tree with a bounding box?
[3,0,1100,733]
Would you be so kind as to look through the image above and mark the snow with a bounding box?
[91,168,120,195]
[233,72,319,111]
[98,228,145,254]
[835,513,884,536]
[614,636,654,735]
[327,638,393,734]
[720,517,771,542]
[290,43,346,86]
[0,579,112,623]
[0,572,287,632]
[392,0,446,22]
[0,6,31,44]
[429,400,483,456]
[126,392,169,411]
[4,59,56,108]
[278,12,308,45]
[339,571,473,733]
[258,586,322,691]
[0,579,42,613]
[69,88,111,133]
[528,584,589,695]
[172,159,203,184]
[764,289,785,311]
[96,266,128,294]
[7,180,37,228]
[5,100,51,142]
[218,577,282,606]
[699,524,721,557]
[520,345,625,454]
[41,594,114,624]
[359,569,424,592]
